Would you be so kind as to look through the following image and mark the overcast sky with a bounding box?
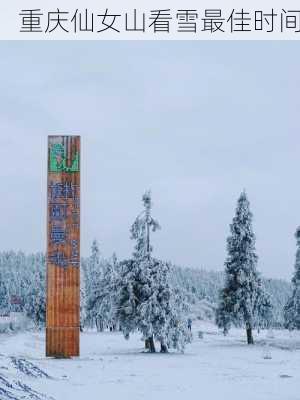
[0,41,298,280]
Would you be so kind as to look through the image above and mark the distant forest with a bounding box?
[0,250,291,329]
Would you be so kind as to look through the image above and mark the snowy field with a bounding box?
[0,322,300,400]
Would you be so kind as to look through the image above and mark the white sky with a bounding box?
[0,41,298,279]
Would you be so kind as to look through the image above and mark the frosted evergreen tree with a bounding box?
[216,297,231,335]
[117,191,191,353]
[85,240,105,331]
[284,227,300,330]
[0,268,10,315]
[130,190,160,351]
[135,258,172,352]
[254,280,273,330]
[131,191,160,259]
[117,259,139,338]
[102,254,119,330]
[85,241,119,331]
[24,254,46,328]
[117,258,190,352]
[167,286,192,352]
[93,255,119,330]
[216,190,271,344]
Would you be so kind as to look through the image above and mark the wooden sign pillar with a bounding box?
[46,136,80,357]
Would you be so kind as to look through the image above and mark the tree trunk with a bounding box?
[246,322,254,344]
[160,339,168,353]
[148,336,156,353]
[96,318,104,332]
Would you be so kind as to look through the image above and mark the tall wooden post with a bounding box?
[46,136,80,357]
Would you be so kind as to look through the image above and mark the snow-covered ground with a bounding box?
[0,322,300,400]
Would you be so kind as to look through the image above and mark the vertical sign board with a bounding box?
[46,136,80,357]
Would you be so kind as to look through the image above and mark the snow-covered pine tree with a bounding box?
[0,267,10,316]
[85,240,105,331]
[84,240,119,331]
[130,190,160,352]
[117,191,160,352]
[103,254,119,330]
[215,296,231,335]
[136,257,172,353]
[254,279,273,330]
[131,191,160,260]
[216,190,271,344]
[284,227,300,330]
[24,254,46,328]
[117,191,191,353]
[117,258,139,338]
[94,256,119,330]
[167,286,192,352]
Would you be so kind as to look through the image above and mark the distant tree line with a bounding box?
[0,190,298,348]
